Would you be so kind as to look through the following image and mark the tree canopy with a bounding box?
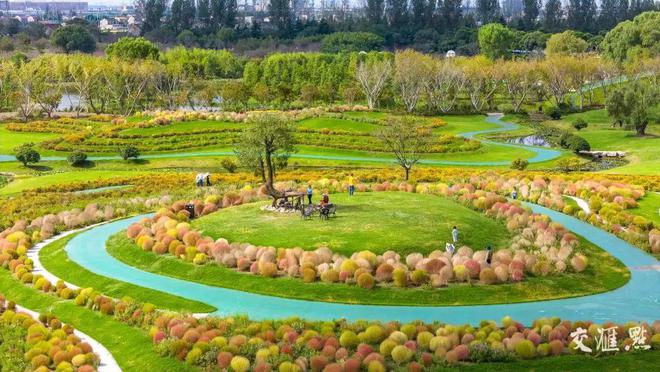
[50,25,96,54]
[106,37,160,60]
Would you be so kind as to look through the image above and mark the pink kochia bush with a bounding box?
[438,173,656,254]
[126,187,586,289]
[151,312,660,370]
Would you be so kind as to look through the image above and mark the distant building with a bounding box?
[7,1,88,13]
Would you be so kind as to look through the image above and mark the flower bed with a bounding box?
[0,294,100,372]
[125,184,586,289]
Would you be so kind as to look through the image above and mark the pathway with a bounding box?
[58,203,659,325]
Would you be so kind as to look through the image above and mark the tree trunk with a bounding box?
[636,121,647,136]
[404,166,410,181]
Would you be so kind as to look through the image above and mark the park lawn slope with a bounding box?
[192,192,511,256]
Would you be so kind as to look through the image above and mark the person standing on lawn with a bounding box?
[348,174,355,196]
[306,185,313,204]
[452,226,459,245]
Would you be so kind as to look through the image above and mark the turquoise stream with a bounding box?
[63,202,658,325]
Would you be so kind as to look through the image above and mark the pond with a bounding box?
[506,135,551,147]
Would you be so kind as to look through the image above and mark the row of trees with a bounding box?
[134,0,657,50]
[0,50,657,119]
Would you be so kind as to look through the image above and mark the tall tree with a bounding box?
[615,0,628,22]
[411,0,435,28]
[476,0,500,24]
[599,0,619,30]
[224,0,237,27]
[170,0,184,32]
[140,0,166,34]
[366,0,385,24]
[387,0,409,28]
[269,0,292,37]
[394,50,431,112]
[543,0,563,32]
[478,23,513,60]
[234,113,295,204]
[210,0,226,29]
[441,0,463,31]
[197,0,211,28]
[375,116,432,180]
[522,0,539,28]
[567,0,596,32]
[355,58,392,109]
[180,0,196,31]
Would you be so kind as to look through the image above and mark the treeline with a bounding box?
[0,48,657,121]
[133,0,658,52]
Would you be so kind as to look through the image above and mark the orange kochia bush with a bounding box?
[151,312,660,370]
[126,184,586,288]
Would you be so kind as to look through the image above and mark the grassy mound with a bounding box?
[191,192,511,256]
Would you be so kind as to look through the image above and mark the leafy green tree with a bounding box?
[564,135,591,153]
[269,0,292,37]
[375,116,432,180]
[478,23,513,59]
[366,0,386,23]
[50,25,96,53]
[476,0,501,24]
[572,118,588,130]
[598,0,620,30]
[106,37,160,60]
[234,113,295,203]
[510,158,529,170]
[522,0,540,29]
[441,0,463,30]
[140,0,167,34]
[567,0,597,32]
[601,11,660,63]
[14,143,40,166]
[197,0,211,28]
[606,80,659,135]
[543,0,563,32]
[320,32,384,53]
[387,0,409,28]
[118,145,140,161]
[67,150,88,166]
[545,30,588,56]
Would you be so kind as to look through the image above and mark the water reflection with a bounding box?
[507,135,550,147]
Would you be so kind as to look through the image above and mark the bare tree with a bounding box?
[541,55,575,106]
[460,56,500,112]
[501,60,541,113]
[394,50,430,113]
[425,58,466,113]
[355,59,391,109]
[375,116,432,181]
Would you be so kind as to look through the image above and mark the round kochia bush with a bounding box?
[150,311,660,370]
[126,188,586,289]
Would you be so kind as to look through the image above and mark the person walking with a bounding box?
[512,189,518,200]
[195,173,202,187]
[452,226,459,245]
[486,245,493,266]
[205,173,212,187]
[445,242,455,256]
[306,184,313,205]
[348,174,355,196]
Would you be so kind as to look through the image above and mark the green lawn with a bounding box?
[39,233,214,313]
[192,192,511,256]
[0,170,148,196]
[631,192,660,225]
[551,110,659,174]
[297,117,380,132]
[0,125,61,154]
